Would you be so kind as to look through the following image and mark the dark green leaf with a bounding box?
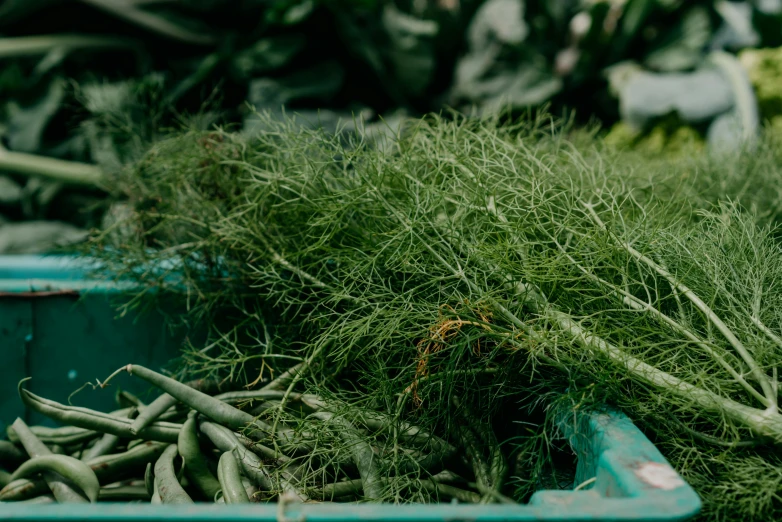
[644,7,711,72]
[382,4,439,98]
[231,34,308,80]
[467,0,528,49]
[247,61,344,109]
[4,79,65,153]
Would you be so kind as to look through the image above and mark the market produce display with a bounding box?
[63,113,782,521]
[4,2,782,521]
[0,365,502,505]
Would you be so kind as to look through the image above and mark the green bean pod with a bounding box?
[213,390,290,403]
[128,378,225,435]
[144,462,154,497]
[242,478,259,502]
[0,477,49,501]
[15,493,56,505]
[177,415,221,500]
[124,365,264,433]
[99,485,151,501]
[130,395,177,436]
[217,451,250,503]
[153,444,192,504]
[81,433,120,462]
[116,390,146,411]
[10,455,100,503]
[260,363,304,391]
[7,425,99,447]
[18,381,181,443]
[420,479,482,503]
[150,477,161,504]
[312,411,383,500]
[308,479,364,501]
[88,441,168,483]
[199,421,273,490]
[0,440,167,501]
[11,418,89,503]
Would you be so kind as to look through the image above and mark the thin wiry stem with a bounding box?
[583,202,778,413]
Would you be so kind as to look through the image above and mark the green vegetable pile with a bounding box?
[60,111,782,520]
[1,364,520,505]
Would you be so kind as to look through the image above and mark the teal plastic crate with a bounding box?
[0,255,702,521]
[0,255,184,433]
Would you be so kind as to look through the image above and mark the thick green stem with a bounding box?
[0,34,136,58]
[584,203,777,411]
[80,0,216,46]
[0,146,103,186]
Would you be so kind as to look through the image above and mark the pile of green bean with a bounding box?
[0,364,503,505]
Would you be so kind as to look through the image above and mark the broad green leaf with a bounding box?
[617,67,735,129]
[81,82,133,116]
[382,4,439,98]
[712,1,760,50]
[644,7,711,72]
[477,65,563,114]
[0,220,87,254]
[231,34,307,80]
[246,61,344,108]
[467,0,528,49]
[4,79,65,153]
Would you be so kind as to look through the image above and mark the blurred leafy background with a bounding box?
[2,0,782,253]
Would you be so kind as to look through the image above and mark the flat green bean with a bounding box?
[90,441,169,485]
[0,476,49,501]
[0,440,167,501]
[260,363,304,391]
[19,381,181,443]
[312,411,383,500]
[419,479,482,503]
[307,479,364,500]
[7,425,99,446]
[154,444,192,504]
[217,451,250,503]
[11,418,88,503]
[198,421,273,490]
[144,462,154,497]
[81,408,136,462]
[11,455,100,503]
[99,485,151,501]
[124,365,265,433]
[150,477,161,504]
[128,377,227,435]
[213,390,291,403]
[81,433,120,462]
[178,415,221,500]
[14,493,55,505]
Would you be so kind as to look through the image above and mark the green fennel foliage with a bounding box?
[89,112,782,518]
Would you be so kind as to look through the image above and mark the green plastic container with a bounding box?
[0,255,184,433]
[0,255,702,521]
